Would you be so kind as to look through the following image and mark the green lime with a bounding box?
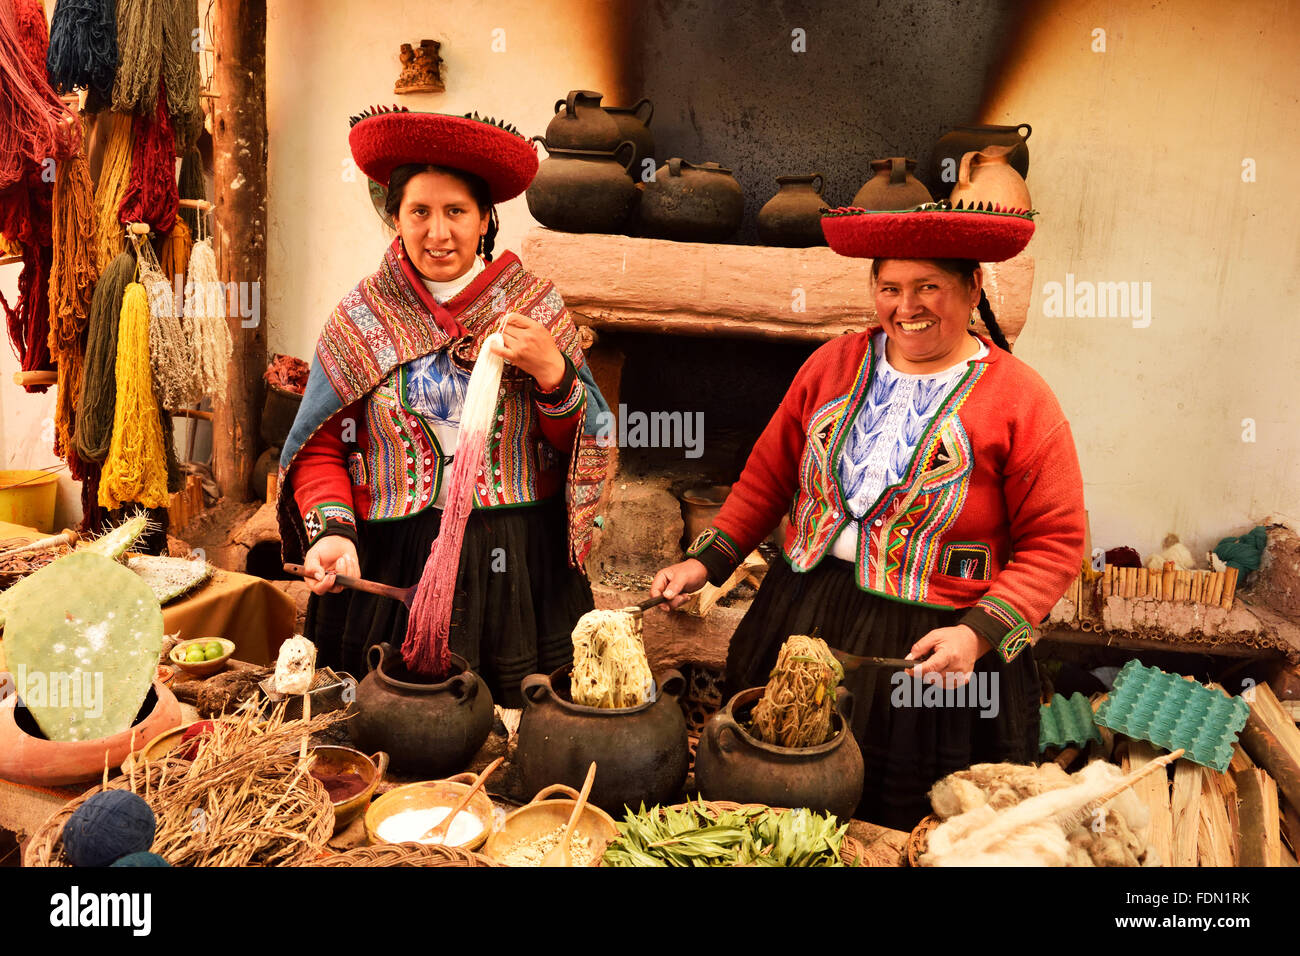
[204,642,224,660]
[185,647,206,663]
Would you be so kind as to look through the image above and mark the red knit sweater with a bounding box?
[686,330,1086,662]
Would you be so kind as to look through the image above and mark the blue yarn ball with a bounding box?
[63,790,156,867]
[110,851,171,867]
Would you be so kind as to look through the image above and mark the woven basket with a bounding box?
[25,757,334,868]
[604,799,870,867]
[905,813,942,867]
[304,843,503,867]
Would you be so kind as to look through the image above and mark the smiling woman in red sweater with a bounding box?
[652,205,1086,829]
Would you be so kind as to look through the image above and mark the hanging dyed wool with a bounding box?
[117,82,178,233]
[401,334,507,677]
[161,0,202,150]
[137,249,199,409]
[75,248,135,461]
[46,0,120,106]
[159,217,190,289]
[176,145,205,235]
[0,243,54,386]
[183,237,230,401]
[92,110,133,269]
[48,145,100,472]
[0,0,74,193]
[110,0,162,115]
[99,282,169,510]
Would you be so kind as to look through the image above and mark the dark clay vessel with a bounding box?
[928,123,1032,199]
[851,157,933,211]
[636,158,744,243]
[603,98,655,183]
[351,643,494,777]
[514,664,689,815]
[756,173,829,247]
[694,686,864,820]
[545,90,622,151]
[526,138,638,234]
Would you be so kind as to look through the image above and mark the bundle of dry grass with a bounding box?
[123,701,342,866]
[750,635,844,748]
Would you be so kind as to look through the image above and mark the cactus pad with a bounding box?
[3,551,164,742]
[78,514,149,560]
[126,554,213,604]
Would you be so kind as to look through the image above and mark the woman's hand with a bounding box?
[490,312,566,390]
[302,534,359,596]
[906,624,993,687]
[650,559,710,610]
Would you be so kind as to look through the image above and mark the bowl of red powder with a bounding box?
[309,745,388,834]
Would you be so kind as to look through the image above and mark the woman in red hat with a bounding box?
[651,204,1086,830]
[277,107,611,708]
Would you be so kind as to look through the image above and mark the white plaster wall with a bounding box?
[264,0,624,362]
[984,0,1300,563]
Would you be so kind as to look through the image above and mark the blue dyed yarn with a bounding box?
[110,851,171,867]
[45,0,118,103]
[1215,526,1269,573]
[63,790,156,867]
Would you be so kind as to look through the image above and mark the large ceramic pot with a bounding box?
[756,173,829,247]
[260,382,303,447]
[637,158,744,243]
[928,122,1031,199]
[514,664,689,814]
[526,138,639,234]
[351,642,494,777]
[545,90,622,151]
[694,686,864,820]
[603,97,655,182]
[851,157,933,211]
[948,145,1032,210]
[0,680,182,787]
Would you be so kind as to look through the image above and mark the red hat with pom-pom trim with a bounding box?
[821,202,1036,262]
[348,105,539,203]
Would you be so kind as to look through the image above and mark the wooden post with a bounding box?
[211,0,269,503]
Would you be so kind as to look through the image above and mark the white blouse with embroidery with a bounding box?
[828,331,987,563]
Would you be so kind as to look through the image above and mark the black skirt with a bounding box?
[726,555,1040,831]
[304,497,593,708]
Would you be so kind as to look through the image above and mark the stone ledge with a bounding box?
[522,228,1033,345]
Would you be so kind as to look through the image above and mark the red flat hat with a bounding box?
[348,106,539,203]
[821,204,1036,262]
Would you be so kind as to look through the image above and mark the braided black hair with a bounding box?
[870,257,1011,352]
[384,163,499,261]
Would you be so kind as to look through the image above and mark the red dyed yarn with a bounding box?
[400,420,491,677]
[118,79,178,233]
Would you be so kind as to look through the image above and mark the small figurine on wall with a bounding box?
[396,40,445,94]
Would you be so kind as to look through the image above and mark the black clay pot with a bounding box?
[526,138,639,234]
[637,158,744,243]
[694,686,864,820]
[756,172,829,247]
[603,97,655,182]
[514,664,689,814]
[351,642,494,777]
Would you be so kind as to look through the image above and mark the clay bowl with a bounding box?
[120,717,213,774]
[169,637,235,678]
[0,680,182,787]
[364,775,493,851]
[310,745,388,834]
[481,783,619,867]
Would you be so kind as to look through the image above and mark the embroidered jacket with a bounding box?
[686,329,1086,663]
[277,242,611,569]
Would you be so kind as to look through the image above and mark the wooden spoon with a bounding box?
[541,761,597,867]
[419,757,503,845]
[283,562,415,608]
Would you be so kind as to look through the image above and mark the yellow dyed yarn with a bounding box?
[99,282,169,510]
[93,111,133,271]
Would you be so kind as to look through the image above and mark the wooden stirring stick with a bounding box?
[541,761,597,867]
[283,563,415,608]
[420,757,504,845]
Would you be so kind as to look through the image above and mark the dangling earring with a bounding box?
[969,308,978,328]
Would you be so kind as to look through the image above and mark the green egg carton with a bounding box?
[1092,660,1248,772]
[1039,693,1102,753]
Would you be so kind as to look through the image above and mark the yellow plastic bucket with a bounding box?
[0,470,60,532]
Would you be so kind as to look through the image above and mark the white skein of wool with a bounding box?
[182,239,232,403]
